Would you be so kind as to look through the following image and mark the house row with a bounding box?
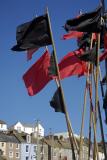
[0,120,105,160]
[0,130,105,160]
[0,120,44,136]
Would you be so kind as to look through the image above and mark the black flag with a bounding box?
[50,87,65,113]
[103,90,107,124]
[48,51,57,76]
[11,14,52,51]
[77,32,91,48]
[102,75,107,85]
[64,6,102,33]
[78,45,97,64]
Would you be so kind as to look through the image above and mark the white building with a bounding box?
[0,120,7,131]
[19,134,37,160]
[9,121,44,137]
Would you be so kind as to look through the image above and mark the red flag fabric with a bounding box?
[58,48,87,79]
[23,49,52,96]
[99,50,107,62]
[27,48,38,61]
[62,31,83,40]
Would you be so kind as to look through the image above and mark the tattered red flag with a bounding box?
[62,31,83,40]
[23,49,52,96]
[27,48,38,61]
[58,48,87,79]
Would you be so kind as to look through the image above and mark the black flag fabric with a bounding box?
[48,51,57,77]
[77,33,91,48]
[50,87,65,113]
[11,14,52,51]
[103,90,107,124]
[77,45,97,64]
[64,6,102,33]
[102,75,107,85]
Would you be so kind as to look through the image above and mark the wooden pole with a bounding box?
[78,78,88,160]
[88,80,99,160]
[93,66,107,159]
[46,7,78,159]
[79,33,94,160]
[88,102,92,160]
[93,33,100,160]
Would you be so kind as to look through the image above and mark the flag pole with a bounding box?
[88,98,92,160]
[93,66,107,160]
[79,33,94,160]
[88,78,99,160]
[46,7,78,159]
[93,32,100,160]
[78,80,88,160]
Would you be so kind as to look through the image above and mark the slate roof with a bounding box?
[0,120,6,124]
[0,132,20,143]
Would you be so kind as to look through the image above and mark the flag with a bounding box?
[99,49,107,61]
[48,51,57,77]
[50,87,65,113]
[102,75,107,85]
[103,90,107,124]
[78,45,97,64]
[62,31,83,40]
[77,32,91,48]
[27,48,38,61]
[64,6,102,33]
[58,48,87,79]
[23,49,52,96]
[11,14,52,51]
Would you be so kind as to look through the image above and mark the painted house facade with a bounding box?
[0,120,7,132]
[9,121,44,136]
[0,132,21,160]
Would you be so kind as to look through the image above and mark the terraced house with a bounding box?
[0,132,20,160]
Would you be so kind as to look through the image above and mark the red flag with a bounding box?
[99,50,107,62]
[62,31,83,40]
[27,48,38,61]
[58,48,87,79]
[23,49,52,96]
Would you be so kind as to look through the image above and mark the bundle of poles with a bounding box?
[46,0,107,159]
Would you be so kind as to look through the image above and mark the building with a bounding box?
[42,132,106,160]
[9,121,44,136]
[0,132,21,160]
[0,129,106,160]
[0,120,7,132]
[13,132,37,160]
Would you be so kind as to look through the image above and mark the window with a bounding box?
[9,143,13,148]
[34,146,37,152]
[27,135,31,143]
[26,156,29,160]
[1,143,4,147]
[26,145,29,152]
[9,151,13,158]
[1,124,3,128]
[16,144,19,149]
[16,152,20,158]
[2,151,4,155]
[17,127,21,132]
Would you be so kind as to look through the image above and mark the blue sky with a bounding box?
[0,0,107,140]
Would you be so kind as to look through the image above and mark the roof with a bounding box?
[0,132,20,143]
[22,123,35,128]
[0,120,6,124]
[42,136,71,149]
